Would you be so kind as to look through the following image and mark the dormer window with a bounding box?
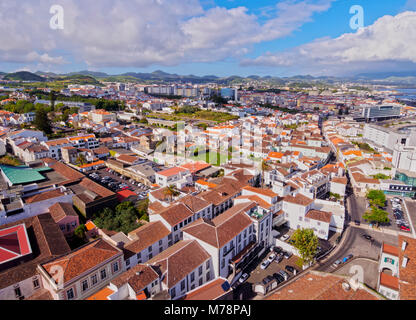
[402,241,407,251]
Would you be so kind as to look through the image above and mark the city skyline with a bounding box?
[1,0,416,77]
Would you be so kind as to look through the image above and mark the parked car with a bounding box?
[278,270,289,281]
[354,220,361,226]
[400,225,411,232]
[280,234,290,241]
[238,273,249,284]
[361,234,373,241]
[283,251,293,259]
[333,260,342,267]
[268,253,276,263]
[260,260,271,270]
[273,246,283,254]
[275,254,283,264]
[262,275,274,285]
[273,273,284,284]
[343,254,353,263]
[285,265,297,275]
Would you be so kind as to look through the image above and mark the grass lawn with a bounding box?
[189,151,229,166]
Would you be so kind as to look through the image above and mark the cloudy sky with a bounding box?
[1,0,415,76]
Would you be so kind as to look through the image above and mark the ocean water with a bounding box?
[395,88,416,100]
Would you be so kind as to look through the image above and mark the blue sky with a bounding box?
[1,0,415,77]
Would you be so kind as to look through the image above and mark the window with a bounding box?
[100,269,107,280]
[159,240,163,246]
[299,216,303,221]
[60,225,65,231]
[137,252,141,259]
[171,288,176,298]
[221,258,225,269]
[112,262,119,273]
[148,245,152,252]
[199,278,203,286]
[126,259,130,266]
[181,280,186,291]
[33,278,40,289]
[14,286,22,298]
[168,234,172,240]
[238,234,241,242]
[206,261,210,269]
[199,266,203,276]
[82,280,89,292]
[206,272,210,281]
[91,274,98,286]
[66,288,74,300]
[317,221,321,226]
[148,253,153,259]
[190,272,195,282]
[159,246,163,253]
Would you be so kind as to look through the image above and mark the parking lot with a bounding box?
[385,196,412,234]
[88,167,150,201]
[233,247,301,299]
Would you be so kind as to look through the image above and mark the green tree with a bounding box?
[366,190,386,208]
[33,108,52,135]
[291,228,319,267]
[363,207,389,226]
[74,224,87,240]
[76,154,87,166]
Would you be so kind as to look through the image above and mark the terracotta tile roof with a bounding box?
[266,271,382,300]
[380,272,399,291]
[331,177,348,185]
[47,160,85,181]
[117,154,140,164]
[180,162,211,174]
[48,202,78,223]
[0,213,71,290]
[235,195,272,209]
[159,203,195,227]
[382,243,399,257]
[305,209,332,223]
[41,239,121,284]
[398,235,416,300]
[179,194,211,213]
[110,264,159,294]
[242,186,278,198]
[283,194,314,207]
[182,202,254,248]
[182,278,232,300]
[86,287,114,300]
[25,189,66,204]
[146,240,210,289]
[124,222,171,259]
[156,167,188,177]
[78,177,115,198]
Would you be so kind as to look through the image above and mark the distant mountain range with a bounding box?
[1,70,416,86]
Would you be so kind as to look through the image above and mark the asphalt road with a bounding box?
[315,226,396,273]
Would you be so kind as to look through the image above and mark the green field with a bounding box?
[189,151,230,166]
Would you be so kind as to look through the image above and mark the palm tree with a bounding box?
[76,154,87,166]
[163,185,179,203]
[261,160,271,188]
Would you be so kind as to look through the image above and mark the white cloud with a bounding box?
[241,11,416,76]
[0,0,333,70]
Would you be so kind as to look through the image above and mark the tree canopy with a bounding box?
[366,189,386,208]
[363,206,389,226]
[33,108,53,135]
[93,201,141,234]
[291,228,319,267]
